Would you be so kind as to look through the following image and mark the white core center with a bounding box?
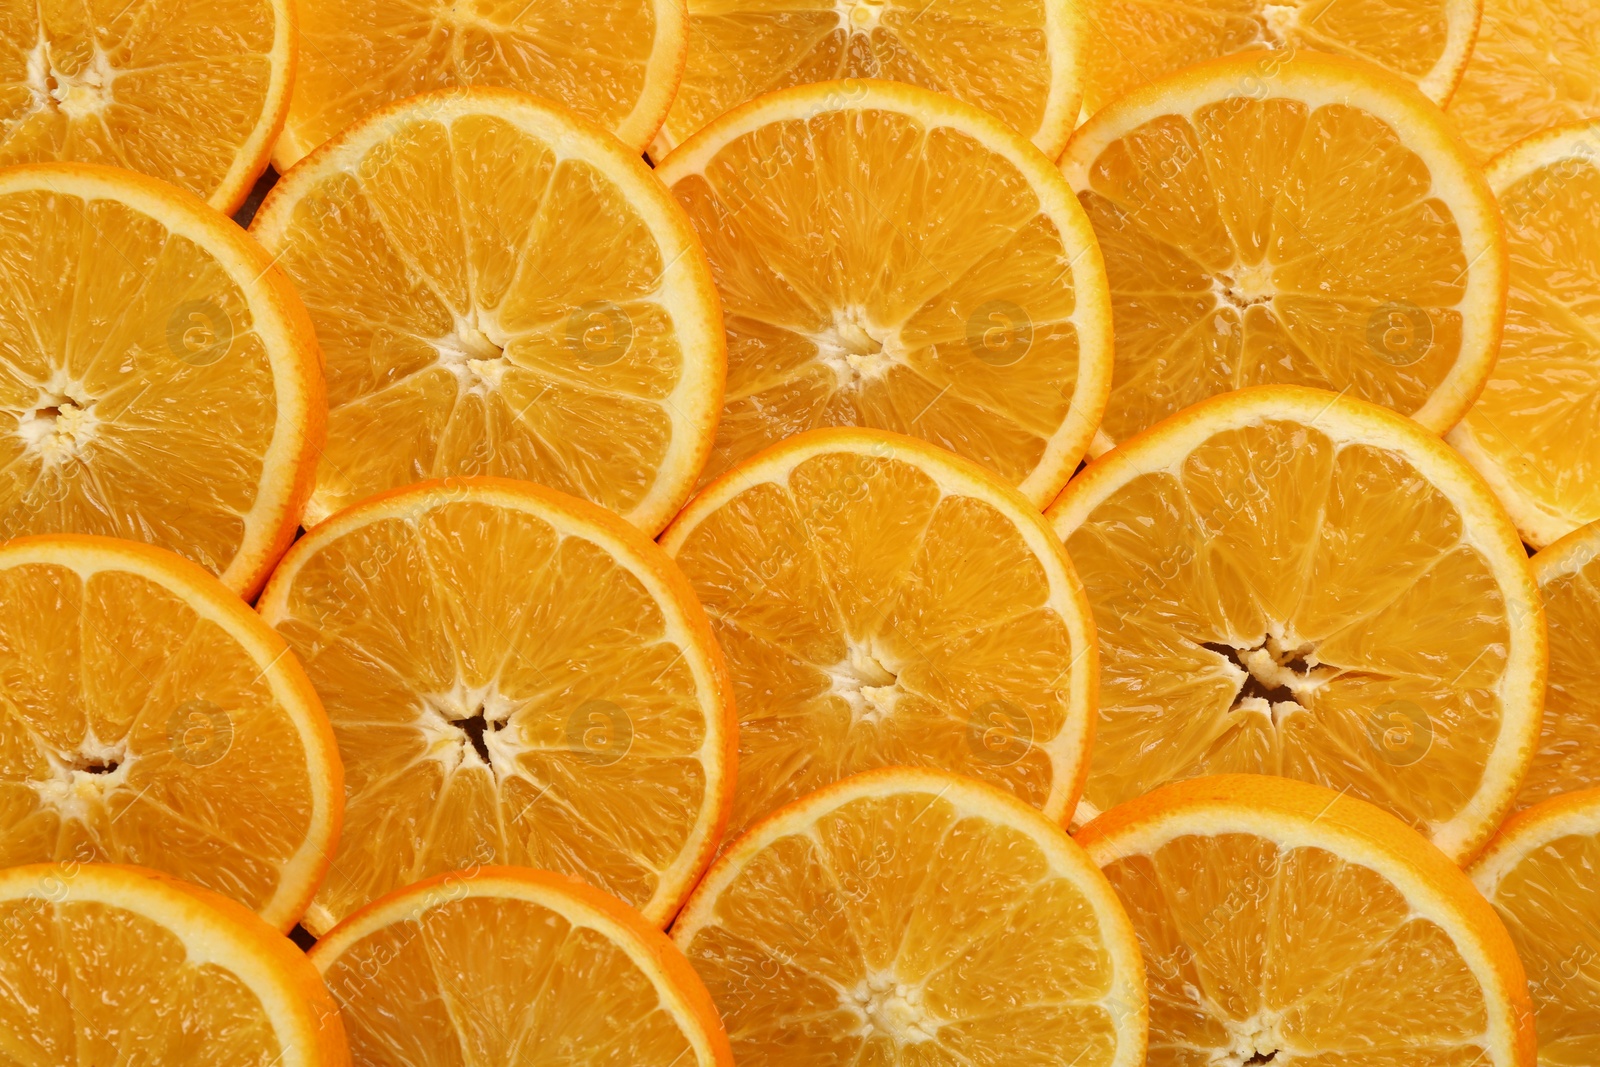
[826,640,901,725]
[846,972,939,1044]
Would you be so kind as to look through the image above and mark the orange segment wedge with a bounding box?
[1445,0,1600,162]
[1047,386,1546,862]
[1079,0,1482,119]
[1511,521,1600,811]
[1062,50,1507,451]
[250,88,724,535]
[275,0,687,167]
[256,478,736,935]
[0,535,342,931]
[0,163,324,598]
[1080,774,1536,1067]
[310,867,733,1067]
[653,0,1087,159]
[659,428,1098,842]
[655,79,1113,507]
[0,862,349,1065]
[1448,121,1600,548]
[671,768,1148,1067]
[0,0,295,213]
[1471,788,1600,1067]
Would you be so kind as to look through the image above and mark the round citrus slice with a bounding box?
[1470,788,1600,1066]
[251,88,723,534]
[0,0,295,213]
[1079,774,1536,1067]
[654,79,1113,507]
[0,862,348,1065]
[651,0,1086,160]
[1078,0,1481,120]
[310,866,732,1066]
[0,163,323,598]
[274,0,687,168]
[1046,385,1546,862]
[659,427,1097,842]
[1507,520,1600,812]
[1062,49,1506,451]
[256,477,736,935]
[1444,0,1600,162]
[671,768,1148,1067]
[1448,121,1600,548]
[0,535,341,931]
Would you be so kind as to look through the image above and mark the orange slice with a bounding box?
[1471,788,1600,1066]
[0,0,295,213]
[651,0,1086,160]
[0,163,324,598]
[274,0,687,168]
[0,535,341,931]
[1080,774,1536,1067]
[659,428,1097,842]
[1062,49,1506,451]
[1079,0,1482,119]
[1510,521,1600,811]
[256,477,736,935]
[1448,121,1600,548]
[310,866,732,1066]
[1047,385,1546,862]
[671,768,1148,1067]
[0,862,348,1065]
[250,88,724,535]
[655,79,1113,507]
[1445,0,1600,162]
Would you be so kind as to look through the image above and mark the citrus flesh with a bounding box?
[0,862,349,1066]
[1444,0,1600,162]
[0,164,324,598]
[655,78,1113,508]
[659,428,1098,842]
[1448,122,1600,548]
[1079,0,1481,119]
[1047,386,1545,862]
[275,0,686,168]
[1080,774,1536,1067]
[310,867,732,1067]
[0,535,342,931]
[1062,49,1506,452]
[652,0,1086,159]
[671,768,1148,1067]
[1510,521,1600,811]
[251,88,724,535]
[0,0,294,212]
[1471,788,1600,1067]
[256,478,735,935]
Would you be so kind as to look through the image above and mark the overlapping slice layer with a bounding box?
[1062,49,1505,450]
[671,769,1148,1067]
[1472,789,1600,1067]
[256,478,735,935]
[1048,386,1545,862]
[660,428,1097,841]
[311,868,732,1067]
[251,88,724,535]
[0,164,324,598]
[653,0,1086,159]
[0,863,349,1066]
[1512,521,1600,811]
[0,0,294,212]
[1449,122,1600,548]
[656,79,1113,507]
[1445,0,1600,162]
[1079,0,1480,118]
[0,536,340,931]
[276,0,686,166]
[1081,775,1535,1067]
